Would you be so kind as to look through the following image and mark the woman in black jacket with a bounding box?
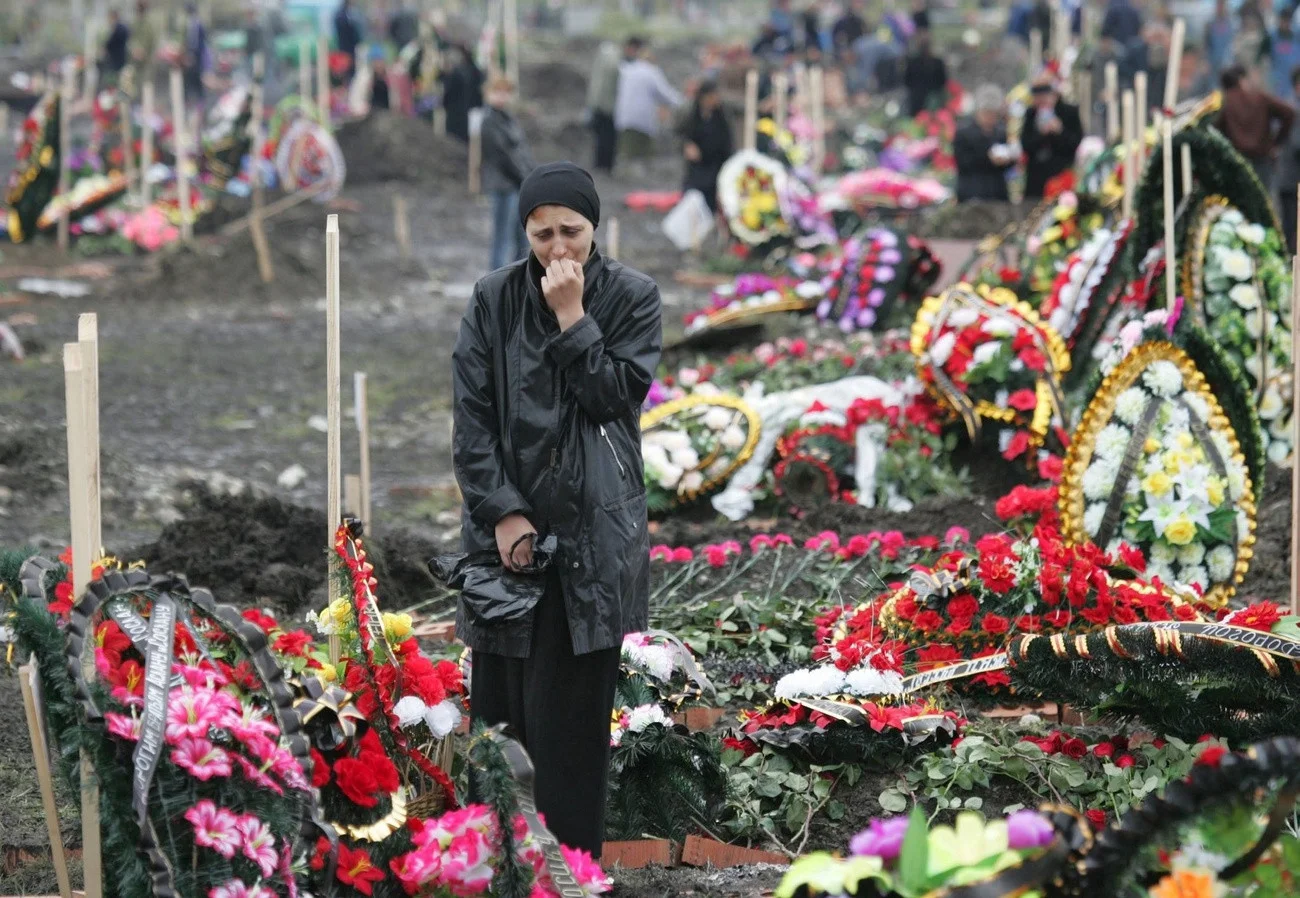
[1021,79,1083,199]
[452,162,662,857]
[442,43,483,143]
[681,81,734,212]
[954,85,1017,202]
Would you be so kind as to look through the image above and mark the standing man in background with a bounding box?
[1021,76,1083,199]
[613,37,683,170]
[182,3,210,112]
[102,10,131,84]
[335,0,364,83]
[482,77,536,270]
[1205,0,1238,81]
[1217,63,1296,194]
[588,41,622,174]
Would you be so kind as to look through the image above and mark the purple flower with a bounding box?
[856,308,877,329]
[1006,811,1055,851]
[875,266,896,284]
[644,380,670,409]
[817,299,834,319]
[879,249,902,265]
[734,274,774,297]
[867,288,887,307]
[850,816,910,860]
[876,231,899,247]
[839,316,856,334]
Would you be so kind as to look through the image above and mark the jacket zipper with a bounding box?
[599,425,627,478]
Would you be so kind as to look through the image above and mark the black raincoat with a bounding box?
[452,248,662,658]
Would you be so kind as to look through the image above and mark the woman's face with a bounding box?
[526,205,594,267]
[699,90,720,113]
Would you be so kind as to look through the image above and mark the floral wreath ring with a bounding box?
[911,283,1072,448]
[639,393,762,507]
[1059,341,1256,609]
[717,149,791,246]
[18,555,338,894]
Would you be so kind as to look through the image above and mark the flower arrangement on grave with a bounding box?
[682,272,823,336]
[605,631,727,841]
[1020,191,1106,301]
[912,283,1071,464]
[718,149,791,246]
[4,92,60,243]
[816,229,940,333]
[1041,220,1132,349]
[776,807,1085,898]
[1066,311,1259,607]
[640,391,761,513]
[1183,199,1293,464]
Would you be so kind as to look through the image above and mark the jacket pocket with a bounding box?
[599,424,628,481]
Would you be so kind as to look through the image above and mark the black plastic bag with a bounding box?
[428,533,558,626]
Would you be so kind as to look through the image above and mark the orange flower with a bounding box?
[1150,868,1219,898]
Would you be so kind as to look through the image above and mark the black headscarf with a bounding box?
[517,161,601,228]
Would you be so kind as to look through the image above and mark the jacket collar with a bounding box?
[526,246,607,309]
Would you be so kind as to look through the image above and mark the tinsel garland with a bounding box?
[1007,626,1300,744]
[466,723,534,898]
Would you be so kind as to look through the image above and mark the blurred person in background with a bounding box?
[1100,0,1143,50]
[443,43,484,143]
[1021,75,1082,199]
[334,0,363,82]
[130,0,158,91]
[102,10,130,83]
[679,80,732,213]
[613,37,683,166]
[1277,65,1300,251]
[182,3,210,109]
[1216,63,1295,191]
[1235,1,1269,68]
[1205,0,1238,80]
[832,0,866,52]
[954,85,1017,202]
[903,28,947,116]
[587,41,623,174]
[1269,8,1300,98]
[481,76,536,271]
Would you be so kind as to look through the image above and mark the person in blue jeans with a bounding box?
[481,77,536,271]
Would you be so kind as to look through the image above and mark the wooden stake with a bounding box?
[64,343,102,898]
[1135,70,1148,167]
[773,72,788,128]
[1292,243,1300,615]
[1029,29,1043,80]
[468,109,483,194]
[250,53,274,284]
[1164,18,1186,113]
[317,34,330,130]
[118,90,135,198]
[299,37,311,101]
[743,69,758,152]
[77,314,101,556]
[83,22,98,103]
[0,103,9,141]
[169,68,192,242]
[1105,61,1119,142]
[1079,70,1092,134]
[607,217,620,260]
[141,81,154,206]
[503,0,519,89]
[326,215,342,664]
[1121,90,1135,221]
[355,371,371,527]
[1181,142,1193,197]
[810,65,825,176]
[1162,118,1176,310]
[344,474,362,518]
[20,660,74,898]
[58,59,74,252]
[394,194,411,258]
[793,62,808,123]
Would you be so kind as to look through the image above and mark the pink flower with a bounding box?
[944,526,970,545]
[805,531,841,551]
[105,712,142,741]
[235,815,278,878]
[235,754,285,795]
[185,800,240,858]
[750,534,774,552]
[265,746,310,791]
[844,534,873,557]
[171,738,233,781]
[174,663,228,689]
[753,342,776,364]
[209,880,274,898]
[219,703,279,748]
[677,367,700,388]
[166,686,238,743]
[650,545,673,561]
[670,547,694,563]
[389,849,441,892]
[440,828,495,895]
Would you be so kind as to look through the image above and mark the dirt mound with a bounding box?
[1238,463,1291,602]
[336,112,467,183]
[128,482,442,618]
[921,200,1033,241]
[0,428,66,500]
[518,60,589,105]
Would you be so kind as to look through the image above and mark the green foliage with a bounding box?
[606,723,727,842]
[719,745,866,850]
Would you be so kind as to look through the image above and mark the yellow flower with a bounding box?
[1164,516,1198,546]
[754,193,779,213]
[1175,432,1195,450]
[1163,449,1195,475]
[1141,471,1173,497]
[316,664,338,684]
[1042,225,1063,243]
[1150,867,1222,898]
[742,207,762,229]
[329,597,353,630]
[1144,437,1161,454]
[1205,476,1225,506]
[383,611,414,642]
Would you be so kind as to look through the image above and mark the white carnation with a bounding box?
[1183,393,1211,422]
[703,408,733,431]
[626,703,673,733]
[694,382,722,396]
[1207,545,1236,582]
[625,642,676,682]
[393,695,431,728]
[984,317,1017,337]
[1149,541,1177,564]
[1229,283,1261,310]
[647,430,691,452]
[1147,561,1175,583]
[774,666,847,699]
[1217,247,1254,281]
[845,667,906,697]
[948,307,980,328]
[1115,388,1149,426]
[1083,503,1106,536]
[655,463,684,490]
[1082,462,1117,500]
[1096,423,1133,461]
[1236,223,1267,246]
[681,470,705,493]
[425,700,462,738]
[1178,542,1206,566]
[1179,565,1210,590]
[720,425,747,449]
[795,280,824,299]
[1142,361,1184,397]
[1268,439,1293,465]
[671,446,700,471]
[929,331,957,365]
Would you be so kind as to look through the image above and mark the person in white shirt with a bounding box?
[613,37,685,162]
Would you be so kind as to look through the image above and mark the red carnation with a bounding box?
[273,630,314,657]
[978,557,1018,595]
[1230,602,1286,633]
[310,748,331,788]
[947,596,979,619]
[1037,454,1064,484]
[1001,430,1031,461]
[946,617,974,636]
[242,608,279,634]
[1085,809,1107,829]
[1019,347,1048,373]
[981,614,1010,635]
[1061,737,1088,759]
[1117,543,1146,572]
[1093,742,1114,759]
[913,610,944,633]
[1116,754,1137,769]
[1196,744,1228,767]
[334,757,382,807]
[1007,389,1038,411]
